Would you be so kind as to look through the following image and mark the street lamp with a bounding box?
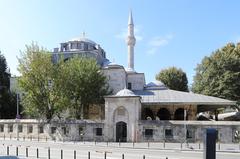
[16,93,20,141]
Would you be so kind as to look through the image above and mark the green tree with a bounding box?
[156,67,189,92]
[0,51,18,119]
[192,43,240,105]
[58,57,110,119]
[17,43,62,120]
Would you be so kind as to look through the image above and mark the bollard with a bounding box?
[61,150,63,159]
[38,136,39,142]
[122,154,124,159]
[16,147,18,156]
[104,151,106,159]
[26,147,28,157]
[37,148,39,158]
[7,146,9,155]
[181,142,183,149]
[48,148,51,159]
[166,157,168,159]
[148,141,149,148]
[119,139,120,147]
[199,142,201,149]
[10,134,12,140]
[74,150,76,159]
[23,136,25,141]
[133,141,135,148]
[143,155,145,159]
[163,140,165,148]
[203,128,217,159]
[95,140,96,145]
[4,134,5,140]
[46,137,47,142]
[218,142,220,150]
[107,141,108,146]
[88,151,90,159]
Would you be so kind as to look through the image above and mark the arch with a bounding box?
[174,108,186,120]
[157,108,171,120]
[113,106,129,123]
[142,108,155,120]
[116,121,127,142]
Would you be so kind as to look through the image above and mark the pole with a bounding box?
[184,109,187,144]
[17,94,19,118]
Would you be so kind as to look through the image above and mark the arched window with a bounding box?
[174,108,186,120]
[157,108,171,120]
[142,108,155,120]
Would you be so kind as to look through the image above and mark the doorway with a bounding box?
[116,121,127,142]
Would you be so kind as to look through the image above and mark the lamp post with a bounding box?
[16,93,20,141]
[184,109,187,145]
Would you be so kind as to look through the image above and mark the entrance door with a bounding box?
[116,121,127,142]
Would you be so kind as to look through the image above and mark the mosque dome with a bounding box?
[145,81,167,90]
[68,37,97,45]
[115,88,136,96]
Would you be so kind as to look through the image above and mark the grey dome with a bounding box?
[145,81,167,90]
[116,88,136,96]
[68,37,96,45]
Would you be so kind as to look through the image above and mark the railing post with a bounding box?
[26,147,28,157]
[16,147,18,156]
[48,147,50,159]
[218,142,220,150]
[133,141,135,148]
[163,140,165,148]
[4,134,5,140]
[61,149,63,159]
[181,142,183,149]
[37,148,39,158]
[7,146,9,155]
[88,151,90,159]
[104,151,106,159]
[74,150,76,159]
[199,142,201,149]
[148,141,149,148]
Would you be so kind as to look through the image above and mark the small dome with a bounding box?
[116,88,136,96]
[145,81,167,90]
[68,37,96,45]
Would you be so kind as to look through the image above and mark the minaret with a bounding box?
[126,10,136,72]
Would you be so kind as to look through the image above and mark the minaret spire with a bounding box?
[126,10,136,72]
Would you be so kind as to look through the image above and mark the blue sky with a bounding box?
[0,0,240,85]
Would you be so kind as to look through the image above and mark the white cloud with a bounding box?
[115,25,143,41]
[147,34,174,55]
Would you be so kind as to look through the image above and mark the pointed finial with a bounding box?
[82,31,86,37]
[128,9,134,25]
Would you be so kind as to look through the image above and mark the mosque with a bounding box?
[2,12,240,143]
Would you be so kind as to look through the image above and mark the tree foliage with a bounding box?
[18,43,110,120]
[58,57,109,119]
[18,43,59,120]
[156,67,189,92]
[192,43,240,105]
[0,51,18,119]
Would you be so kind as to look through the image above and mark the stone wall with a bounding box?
[138,120,240,143]
[0,119,239,143]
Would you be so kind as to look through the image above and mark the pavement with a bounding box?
[0,139,239,159]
